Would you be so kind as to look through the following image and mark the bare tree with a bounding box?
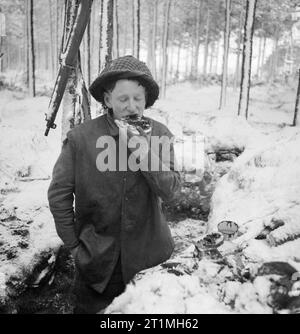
[203,6,210,76]
[147,0,158,79]
[83,17,91,86]
[0,7,5,73]
[175,42,181,81]
[219,0,231,110]
[259,35,267,80]
[99,0,114,72]
[113,0,119,59]
[132,0,140,59]
[161,0,171,98]
[123,0,129,56]
[293,69,300,127]
[45,0,92,138]
[48,0,55,79]
[192,0,202,79]
[256,33,263,77]
[27,0,36,97]
[238,0,257,118]
[233,9,244,91]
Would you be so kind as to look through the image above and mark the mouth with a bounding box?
[122,114,140,122]
[119,114,152,134]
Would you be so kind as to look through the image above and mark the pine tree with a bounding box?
[147,0,158,80]
[192,0,202,79]
[113,0,119,59]
[161,0,171,98]
[132,0,140,59]
[293,69,300,127]
[203,6,210,76]
[219,0,231,110]
[45,0,92,138]
[233,9,244,91]
[99,0,114,72]
[27,0,36,97]
[238,0,257,118]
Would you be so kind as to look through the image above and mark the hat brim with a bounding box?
[89,70,159,109]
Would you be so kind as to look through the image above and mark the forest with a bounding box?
[1,0,300,126]
[0,0,300,315]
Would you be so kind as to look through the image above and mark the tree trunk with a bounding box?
[214,40,220,73]
[61,0,92,141]
[238,0,257,118]
[0,39,4,73]
[132,0,140,59]
[152,0,158,79]
[192,0,202,79]
[54,0,58,74]
[271,34,279,82]
[48,0,55,79]
[147,1,153,68]
[256,35,262,77]
[185,45,190,79]
[219,0,231,110]
[0,7,3,72]
[161,0,171,98]
[175,43,181,82]
[209,42,214,74]
[169,25,175,81]
[203,8,210,76]
[86,18,91,86]
[91,0,98,72]
[98,0,104,72]
[24,4,29,84]
[233,9,243,91]
[99,0,114,72]
[258,36,266,81]
[123,0,128,55]
[27,0,36,97]
[113,0,119,59]
[147,0,157,78]
[289,31,294,74]
[292,69,300,127]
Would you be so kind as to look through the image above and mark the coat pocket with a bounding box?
[75,224,118,287]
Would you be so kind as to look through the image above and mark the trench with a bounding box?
[5,149,242,314]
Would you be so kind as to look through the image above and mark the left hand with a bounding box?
[128,126,151,160]
[115,121,151,160]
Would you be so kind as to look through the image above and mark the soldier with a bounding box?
[48,55,181,314]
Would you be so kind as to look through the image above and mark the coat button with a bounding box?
[125,223,134,231]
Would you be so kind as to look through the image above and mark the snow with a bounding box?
[208,131,300,262]
[1,79,299,313]
[0,90,62,304]
[106,272,232,314]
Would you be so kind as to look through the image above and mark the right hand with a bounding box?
[70,246,79,259]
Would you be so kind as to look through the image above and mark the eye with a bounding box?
[135,97,143,102]
[119,97,128,103]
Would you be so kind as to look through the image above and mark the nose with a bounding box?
[126,99,138,113]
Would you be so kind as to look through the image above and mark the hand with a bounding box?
[115,120,151,160]
[70,246,79,259]
[128,127,151,161]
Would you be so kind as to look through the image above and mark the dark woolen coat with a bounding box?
[48,113,181,293]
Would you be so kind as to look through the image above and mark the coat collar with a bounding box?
[105,111,119,137]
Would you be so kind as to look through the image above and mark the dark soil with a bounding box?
[13,247,76,314]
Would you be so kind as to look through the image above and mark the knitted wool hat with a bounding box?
[89,55,159,109]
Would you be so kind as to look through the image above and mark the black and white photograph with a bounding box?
[0,0,300,316]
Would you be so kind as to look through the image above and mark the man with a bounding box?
[48,55,181,314]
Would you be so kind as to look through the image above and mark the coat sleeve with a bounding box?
[48,131,79,250]
[140,126,181,202]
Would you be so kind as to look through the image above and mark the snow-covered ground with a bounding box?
[0,81,299,313]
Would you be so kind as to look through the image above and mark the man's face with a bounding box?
[104,79,147,120]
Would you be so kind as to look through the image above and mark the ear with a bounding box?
[103,92,112,109]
